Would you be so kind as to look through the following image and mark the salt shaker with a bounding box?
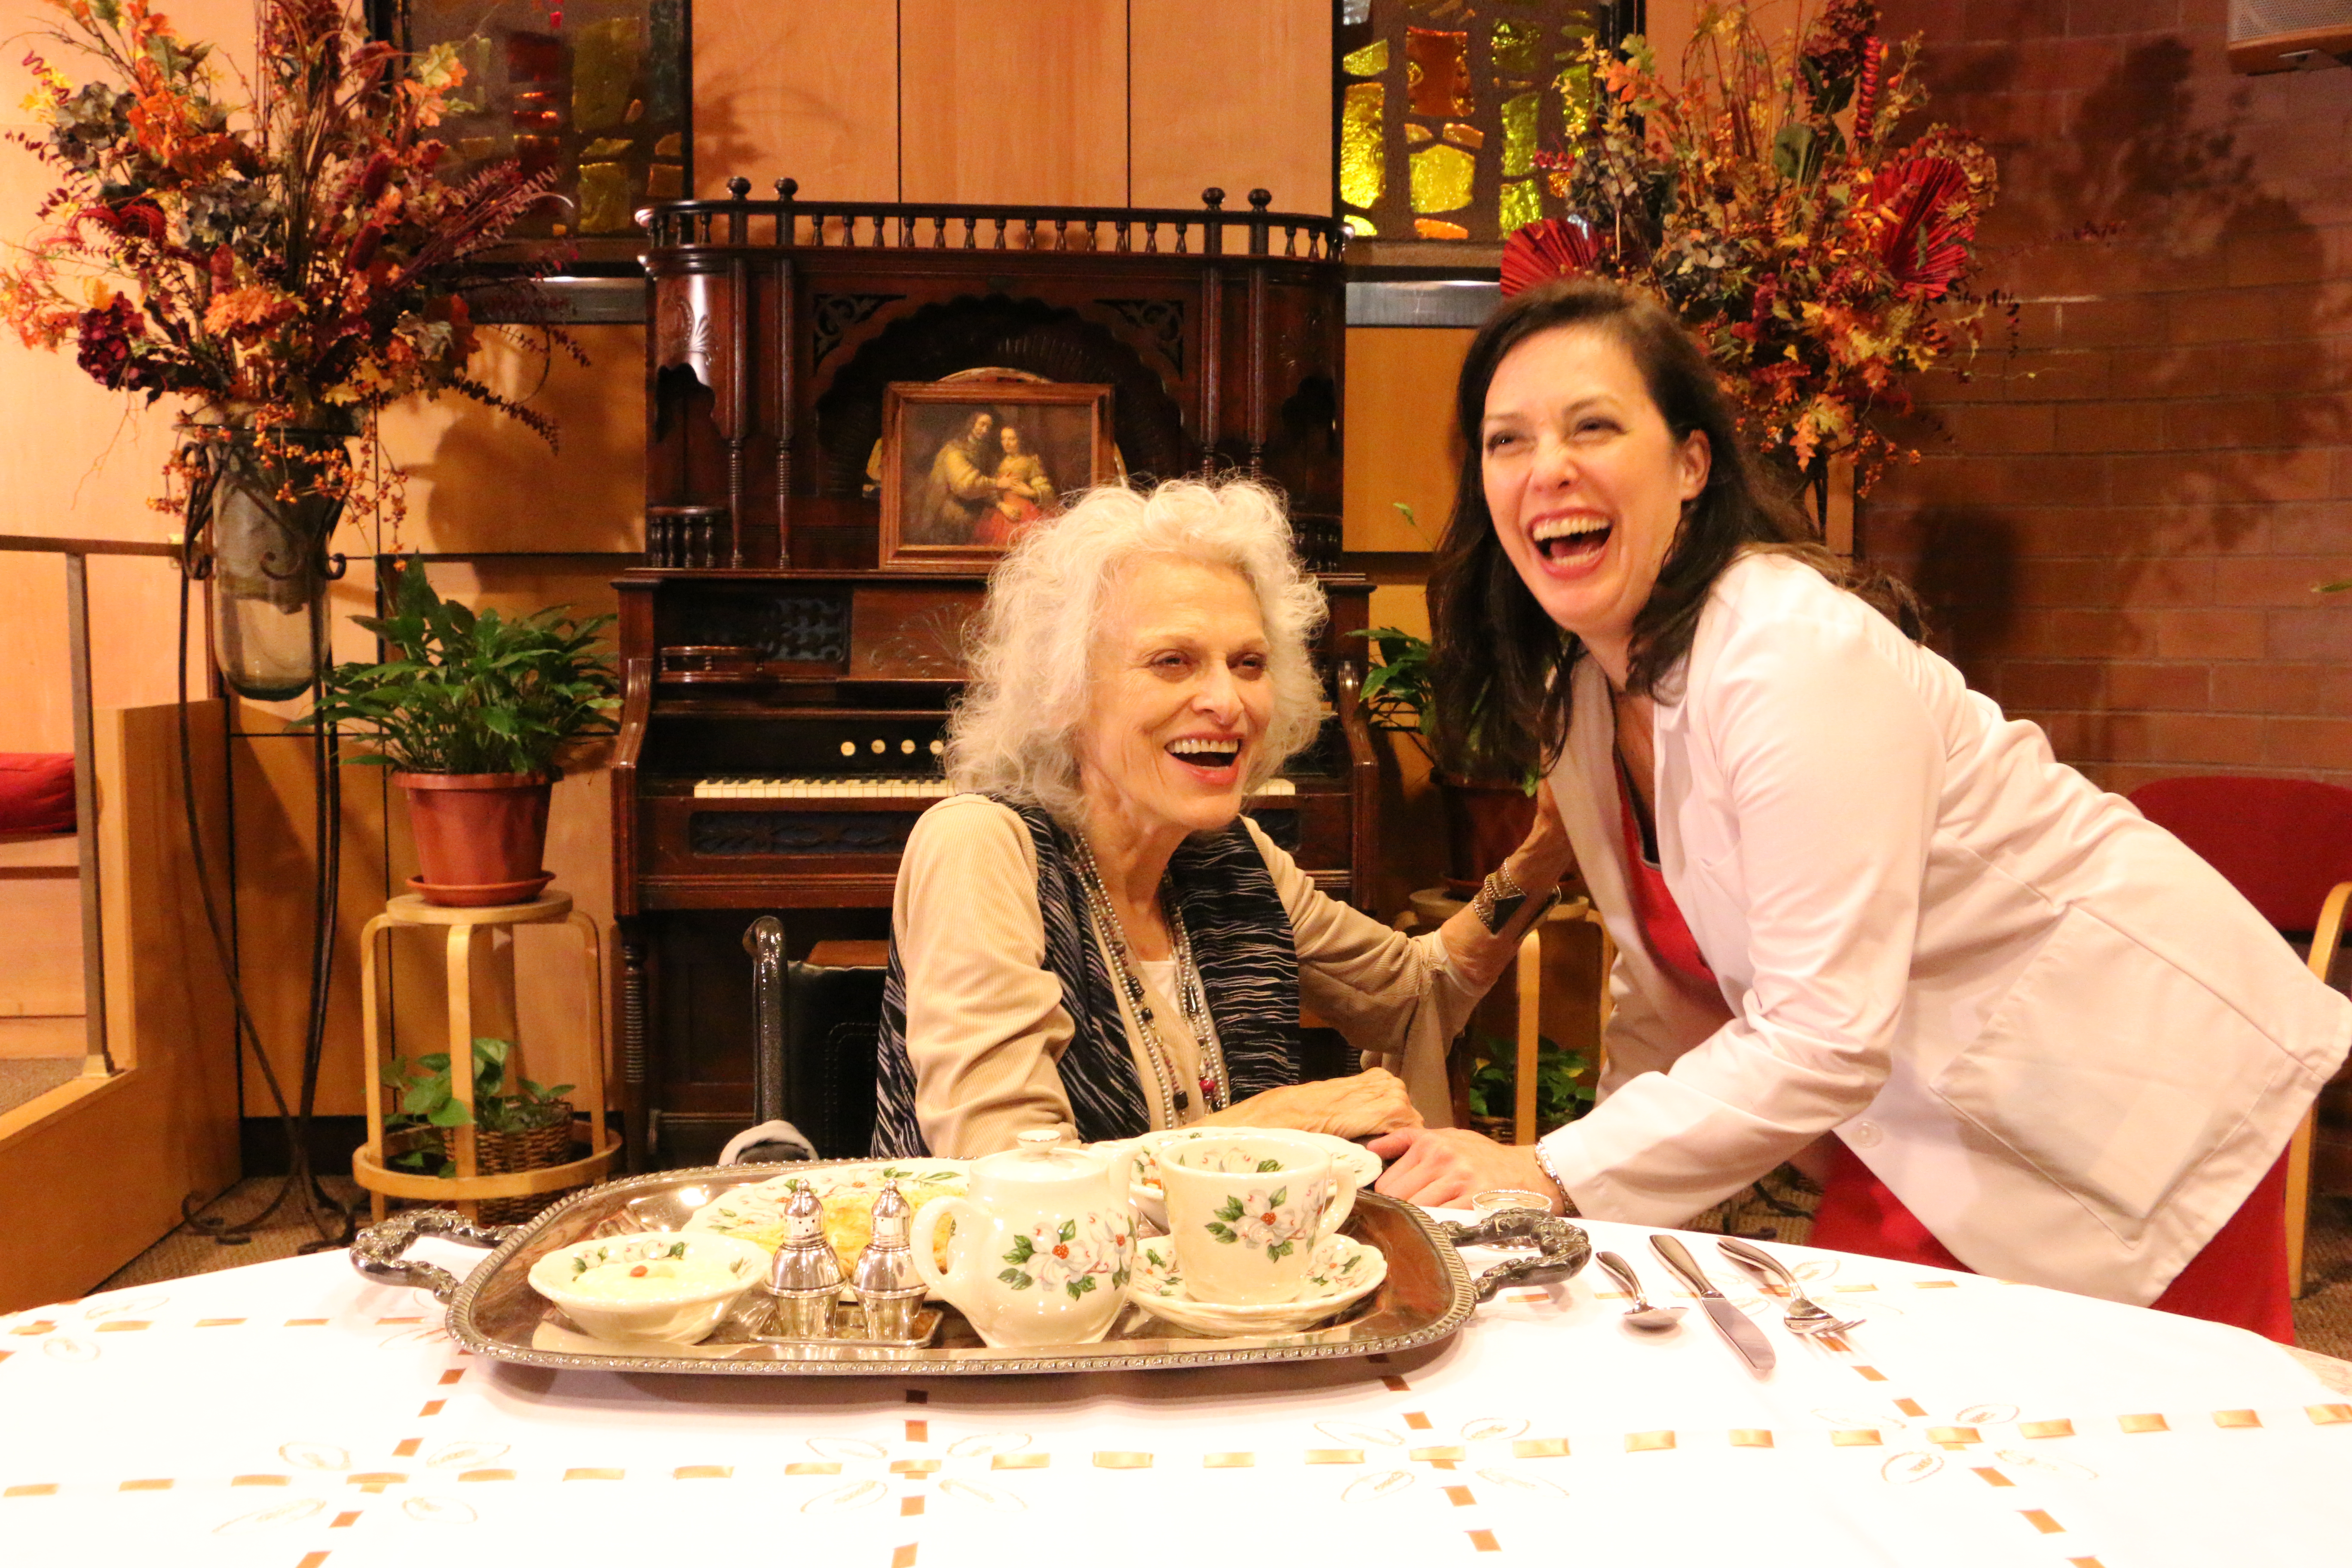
[850,1180,927,1341]
[764,1183,843,1339]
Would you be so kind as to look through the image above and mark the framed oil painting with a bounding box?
[879,381,1117,572]
[369,0,691,260]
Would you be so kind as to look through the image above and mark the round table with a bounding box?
[3,1216,2348,1565]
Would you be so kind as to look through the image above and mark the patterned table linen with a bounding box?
[3,1220,2349,1568]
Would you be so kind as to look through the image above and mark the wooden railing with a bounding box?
[639,181,1348,262]
[0,533,183,1081]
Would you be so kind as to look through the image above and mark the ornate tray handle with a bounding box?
[1439,1210,1592,1302]
[351,1208,519,1303]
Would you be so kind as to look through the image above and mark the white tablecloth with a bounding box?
[5,1216,2350,1567]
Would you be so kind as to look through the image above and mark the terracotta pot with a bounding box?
[395,772,553,906]
[1437,774,1537,899]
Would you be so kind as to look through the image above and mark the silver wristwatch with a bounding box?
[1531,1142,1578,1218]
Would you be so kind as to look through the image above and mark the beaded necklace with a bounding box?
[1068,832,1231,1126]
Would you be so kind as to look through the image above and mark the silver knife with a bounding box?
[1648,1234,1776,1375]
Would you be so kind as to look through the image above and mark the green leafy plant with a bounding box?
[300,556,619,775]
[1351,505,1541,793]
[1466,1034,1596,1135]
[381,1035,573,1176]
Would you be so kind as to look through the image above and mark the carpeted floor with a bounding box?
[93,1171,2352,1366]
[0,1057,81,1117]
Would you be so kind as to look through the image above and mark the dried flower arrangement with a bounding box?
[1511,0,2003,521]
[1,0,576,525]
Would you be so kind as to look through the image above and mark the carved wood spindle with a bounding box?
[993,217,1008,250]
[728,246,750,568]
[1054,218,1068,251]
[1285,224,1298,257]
[1144,220,1158,253]
[1248,188,1271,257]
[1198,187,1223,257]
[1023,216,1038,249]
[1247,257,1268,476]
[726,176,750,241]
[775,177,797,245]
[932,215,946,248]
[776,248,795,570]
[1116,220,1130,252]
[963,216,977,248]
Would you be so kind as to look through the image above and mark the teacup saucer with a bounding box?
[1125,1234,1387,1336]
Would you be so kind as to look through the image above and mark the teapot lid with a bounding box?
[979,1127,1103,1183]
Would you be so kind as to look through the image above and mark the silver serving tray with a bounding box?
[353,1161,1587,1377]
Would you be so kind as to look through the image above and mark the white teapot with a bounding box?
[910,1129,1134,1348]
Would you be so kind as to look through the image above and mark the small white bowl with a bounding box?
[526,1232,769,1345]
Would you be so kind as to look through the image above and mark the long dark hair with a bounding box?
[1427,278,1919,782]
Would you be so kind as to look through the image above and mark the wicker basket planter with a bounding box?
[438,1104,578,1224]
[380,1105,586,1225]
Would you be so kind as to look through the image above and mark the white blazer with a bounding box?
[1536,552,2352,1305]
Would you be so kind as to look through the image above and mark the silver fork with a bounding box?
[1716,1237,1864,1337]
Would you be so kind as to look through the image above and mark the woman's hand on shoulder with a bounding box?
[1212,1068,1421,1140]
[1368,1127,1564,1213]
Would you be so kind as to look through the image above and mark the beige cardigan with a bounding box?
[894,794,1481,1156]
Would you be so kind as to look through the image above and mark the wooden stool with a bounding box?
[352,891,619,1222]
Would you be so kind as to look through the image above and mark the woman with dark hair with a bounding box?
[1371,277,2348,1337]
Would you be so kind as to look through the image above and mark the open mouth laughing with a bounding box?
[1531,510,1611,566]
[1167,735,1244,778]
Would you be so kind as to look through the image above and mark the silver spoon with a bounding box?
[1715,1237,1864,1336]
[1594,1250,1685,1332]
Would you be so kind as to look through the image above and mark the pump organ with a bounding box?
[614,182,1370,1166]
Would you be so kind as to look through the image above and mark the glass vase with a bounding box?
[205,429,350,701]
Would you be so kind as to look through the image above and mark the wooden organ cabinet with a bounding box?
[616,182,1369,1168]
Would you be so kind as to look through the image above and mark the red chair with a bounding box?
[2128,775,2352,1297]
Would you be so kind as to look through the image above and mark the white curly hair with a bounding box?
[946,477,1328,827]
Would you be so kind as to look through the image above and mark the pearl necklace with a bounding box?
[1068,833,1231,1126]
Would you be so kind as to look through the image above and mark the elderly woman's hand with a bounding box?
[1207,1067,1421,1141]
[1367,1126,1564,1212]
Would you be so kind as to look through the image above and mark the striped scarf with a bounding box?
[872,801,1302,1156]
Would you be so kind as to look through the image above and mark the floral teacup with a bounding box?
[1159,1132,1358,1305]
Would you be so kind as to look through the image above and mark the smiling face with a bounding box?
[999,426,1023,455]
[1480,325,1711,683]
[1074,554,1272,845]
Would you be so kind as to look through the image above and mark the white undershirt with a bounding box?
[1135,958,1179,1005]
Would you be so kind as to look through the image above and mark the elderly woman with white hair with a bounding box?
[871,478,1574,1158]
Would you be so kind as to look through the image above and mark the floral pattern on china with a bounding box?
[1204,1179,1329,1264]
[1134,1233,1371,1298]
[999,1212,1132,1301]
[1124,1232,1388,1337]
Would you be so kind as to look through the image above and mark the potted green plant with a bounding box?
[1464,1032,1596,1142]
[303,557,619,906]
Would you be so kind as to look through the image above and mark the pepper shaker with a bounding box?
[764,1183,843,1339]
[850,1180,928,1341]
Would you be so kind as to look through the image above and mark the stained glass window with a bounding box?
[1335,1,1640,252]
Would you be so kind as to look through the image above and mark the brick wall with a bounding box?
[1865,0,2352,792]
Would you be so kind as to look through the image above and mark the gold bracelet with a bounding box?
[1472,866,1563,936]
